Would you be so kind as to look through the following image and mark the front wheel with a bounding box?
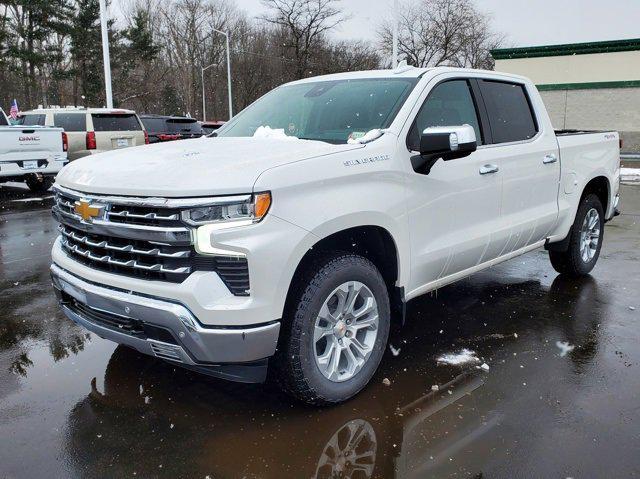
[276,253,390,405]
[549,193,604,277]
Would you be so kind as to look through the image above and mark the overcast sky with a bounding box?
[234,0,640,48]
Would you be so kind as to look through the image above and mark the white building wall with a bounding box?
[539,88,640,152]
[495,50,640,85]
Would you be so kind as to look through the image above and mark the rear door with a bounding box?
[53,112,87,160]
[477,80,560,256]
[90,113,145,151]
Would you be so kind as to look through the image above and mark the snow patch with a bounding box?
[252,125,296,140]
[436,348,480,366]
[556,341,575,357]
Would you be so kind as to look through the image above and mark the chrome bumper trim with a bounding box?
[50,264,280,364]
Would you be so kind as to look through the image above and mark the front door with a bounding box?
[403,78,503,298]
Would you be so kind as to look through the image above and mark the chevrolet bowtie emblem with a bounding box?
[74,199,104,222]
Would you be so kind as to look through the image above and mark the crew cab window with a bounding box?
[0,112,7,125]
[19,114,46,126]
[54,113,86,132]
[92,114,142,131]
[408,80,483,151]
[479,80,538,143]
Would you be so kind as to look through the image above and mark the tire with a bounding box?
[276,252,390,405]
[549,193,604,277]
[26,174,54,193]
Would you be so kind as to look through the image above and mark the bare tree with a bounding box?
[379,0,503,69]
[260,0,346,79]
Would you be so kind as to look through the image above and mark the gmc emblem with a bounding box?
[19,136,40,142]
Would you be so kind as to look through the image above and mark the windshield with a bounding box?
[217,78,418,144]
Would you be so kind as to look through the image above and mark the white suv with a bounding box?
[20,107,148,160]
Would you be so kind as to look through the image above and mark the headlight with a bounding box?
[188,192,272,256]
[181,192,271,225]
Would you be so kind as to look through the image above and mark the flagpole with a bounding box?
[99,0,113,108]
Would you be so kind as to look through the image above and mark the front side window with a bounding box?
[92,114,142,132]
[408,80,483,151]
[479,80,538,143]
[54,113,86,132]
[217,78,418,144]
[0,111,7,125]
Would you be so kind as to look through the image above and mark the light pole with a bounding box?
[98,0,113,108]
[201,62,217,122]
[201,29,233,121]
[392,0,399,68]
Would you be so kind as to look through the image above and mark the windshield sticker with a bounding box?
[343,154,390,167]
[348,131,366,142]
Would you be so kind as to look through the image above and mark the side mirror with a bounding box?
[411,124,477,174]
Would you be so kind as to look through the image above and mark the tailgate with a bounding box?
[91,113,145,150]
[0,127,65,161]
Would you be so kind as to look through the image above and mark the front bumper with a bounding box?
[51,263,280,382]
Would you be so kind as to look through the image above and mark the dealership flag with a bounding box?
[9,99,18,120]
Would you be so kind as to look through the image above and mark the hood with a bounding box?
[57,137,360,197]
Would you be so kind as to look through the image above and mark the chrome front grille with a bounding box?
[52,186,250,294]
[60,224,200,280]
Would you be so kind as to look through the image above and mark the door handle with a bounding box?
[543,154,558,164]
[479,164,499,175]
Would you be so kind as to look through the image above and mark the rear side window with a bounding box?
[19,114,46,126]
[92,114,142,132]
[0,112,7,125]
[408,79,483,151]
[54,113,86,132]
[167,119,202,134]
[479,80,538,143]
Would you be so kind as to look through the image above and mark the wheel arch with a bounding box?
[282,223,406,328]
[546,174,610,253]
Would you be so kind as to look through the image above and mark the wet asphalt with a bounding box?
[1,181,639,479]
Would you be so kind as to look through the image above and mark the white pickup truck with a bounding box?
[0,107,68,192]
[50,66,620,405]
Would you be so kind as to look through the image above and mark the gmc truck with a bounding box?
[1,107,69,192]
[50,67,621,405]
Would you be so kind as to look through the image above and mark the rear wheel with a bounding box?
[25,174,54,193]
[549,193,604,276]
[277,253,390,405]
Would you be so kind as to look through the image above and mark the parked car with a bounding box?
[19,107,148,160]
[50,67,621,405]
[140,115,203,143]
[0,107,68,192]
[200,120,226,135]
